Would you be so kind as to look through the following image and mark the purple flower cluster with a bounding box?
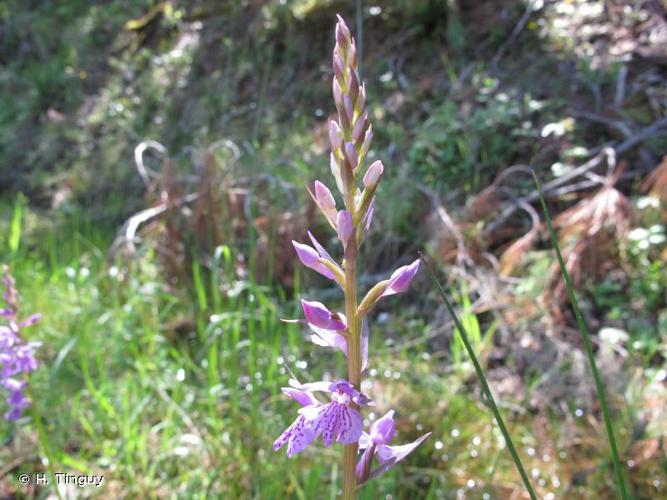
[0,267,40,421]
[275,15,429,490]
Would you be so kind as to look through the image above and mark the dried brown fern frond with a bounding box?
[461,185,502,223]
[554,185,634,243]
[641,156,667,202]
[498,200,541,277]
[545,172,635,323]
[114,148,311,294]
[499,229,538,277]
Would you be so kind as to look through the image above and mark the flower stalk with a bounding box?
[342,250,360,497]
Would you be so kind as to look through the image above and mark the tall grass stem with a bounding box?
[531,171,628,499]
[420,254,537,500]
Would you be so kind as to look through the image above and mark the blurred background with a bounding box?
[1,0,666,498]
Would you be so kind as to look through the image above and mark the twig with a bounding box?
[109,192,199,257]
[491,0,539,67]
[614,64,628,106]
[486,117,667,233]
[134,140,167,187]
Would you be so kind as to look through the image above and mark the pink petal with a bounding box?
[336,210,354,250]
[291,379,335,394]
[273,415,316,457]
[308,403,338,447]
[369,433,431,481]
[337,407,363,444]
[383,259,420,296]
[358,431,371,450]
[369,410,396,445]
[308,325,348,355]
[309,402,362,447]
[282,387,319,407]
[301,299,346,331]
[292,241,336,280]
[307,232,340,272]
[19,313,41,328]
[356,445,376,482]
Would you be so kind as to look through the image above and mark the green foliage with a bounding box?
[450,287,497,375]
[0,1,152,193]
[8,193,26,254]
[408,77,542,192]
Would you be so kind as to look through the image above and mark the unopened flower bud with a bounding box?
[351,113,367,143]
[328,120,343,152]
[335,15,351,49]
[344,142,358,172]
[383,260,420,296]
[348,69,359,103]
[337,210,354,250]
[315,180,337,222]
[333,79,343,111]
[347,39,357,69]
[363,161,384,189]
[356,83,366,116]
[343,95,354,125]
[333,48,346,82]
[359,125,373,158]
[330,153,344,194]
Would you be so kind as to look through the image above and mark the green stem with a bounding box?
[342,224,361,499]
[531,171,628,499]
[420,254,537,500]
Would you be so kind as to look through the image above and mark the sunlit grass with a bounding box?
[0,202,664,498]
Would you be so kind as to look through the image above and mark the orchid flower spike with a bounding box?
[276,15,428,494]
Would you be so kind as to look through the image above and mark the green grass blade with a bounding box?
[420,254,537,500]
[27,382,63,500]
[531,171,628,499]
[9,192,26,254]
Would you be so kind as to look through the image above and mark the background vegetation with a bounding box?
[1,0,666,498]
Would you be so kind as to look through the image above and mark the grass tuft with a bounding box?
[531,170,629,499]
